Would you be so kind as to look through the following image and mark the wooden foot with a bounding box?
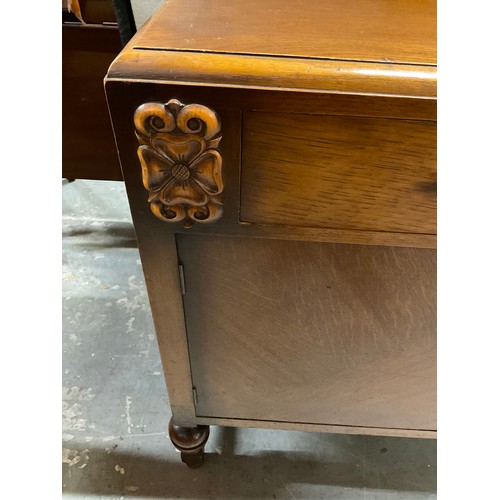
[168,418,210,468]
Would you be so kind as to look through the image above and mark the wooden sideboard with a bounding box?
[105,0,437,468]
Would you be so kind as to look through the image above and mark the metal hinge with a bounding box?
[192,387,198,407]
[178,264,186,295]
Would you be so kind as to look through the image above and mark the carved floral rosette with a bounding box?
[134,99,223,228]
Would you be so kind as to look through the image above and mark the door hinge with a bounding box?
[178,264,186,295]
[192,387,198,406]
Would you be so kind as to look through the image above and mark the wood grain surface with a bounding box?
[105,80,437,122]
[133,0,436,65]
[63,24,122,180]
[105,97,242,425]
[132,230,197,425]
[178,234,436,431]
[107,49,436,98]
[241,112,436,234]
[103,0,438,439]
[134,99,224,227]
[175,223,436,249]
[197,417,436,439]
[105,80,435,248]
[72,0,117,24]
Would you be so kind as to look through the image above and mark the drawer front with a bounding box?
[178,234,436,431]
[241,112,436,234]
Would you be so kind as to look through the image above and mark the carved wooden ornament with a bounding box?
[134,99,223,228]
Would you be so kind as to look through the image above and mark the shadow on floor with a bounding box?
[63,427,436,499]
[62,221,138,249]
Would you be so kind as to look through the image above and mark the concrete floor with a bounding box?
[62,179,437,500]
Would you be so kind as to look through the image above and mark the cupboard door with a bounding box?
[178,234,436,431]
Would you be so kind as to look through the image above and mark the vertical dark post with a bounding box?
[112,0,136,46]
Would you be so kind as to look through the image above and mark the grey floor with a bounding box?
[62,179,437,500]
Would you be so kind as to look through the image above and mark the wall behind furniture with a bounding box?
[131,0,163,28]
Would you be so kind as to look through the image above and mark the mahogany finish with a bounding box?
[63,13,123,180]
[105,0,437,466]
[106,49,436,99]
[66,0,117,24]
[134,99,224,227]
[132,0,436,65]
[241,112,436,233]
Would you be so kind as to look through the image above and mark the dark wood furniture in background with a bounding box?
[105,0,437,468]
[62,0,123,180]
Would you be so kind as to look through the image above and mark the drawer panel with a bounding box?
[240,112,436,233]
[178,234,436,431]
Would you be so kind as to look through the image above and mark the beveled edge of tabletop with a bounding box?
[105,47,436,99]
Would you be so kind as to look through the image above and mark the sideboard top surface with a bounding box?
[133,0,436,66]
[106,0,436,99]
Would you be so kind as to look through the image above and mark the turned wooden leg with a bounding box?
[168,418,210,468]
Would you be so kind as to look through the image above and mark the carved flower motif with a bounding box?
[134,100,223,227]
[138,134,222,209]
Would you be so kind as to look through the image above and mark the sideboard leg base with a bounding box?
[168,418,210,468]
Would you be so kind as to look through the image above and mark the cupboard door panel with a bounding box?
[178,234,436,431]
